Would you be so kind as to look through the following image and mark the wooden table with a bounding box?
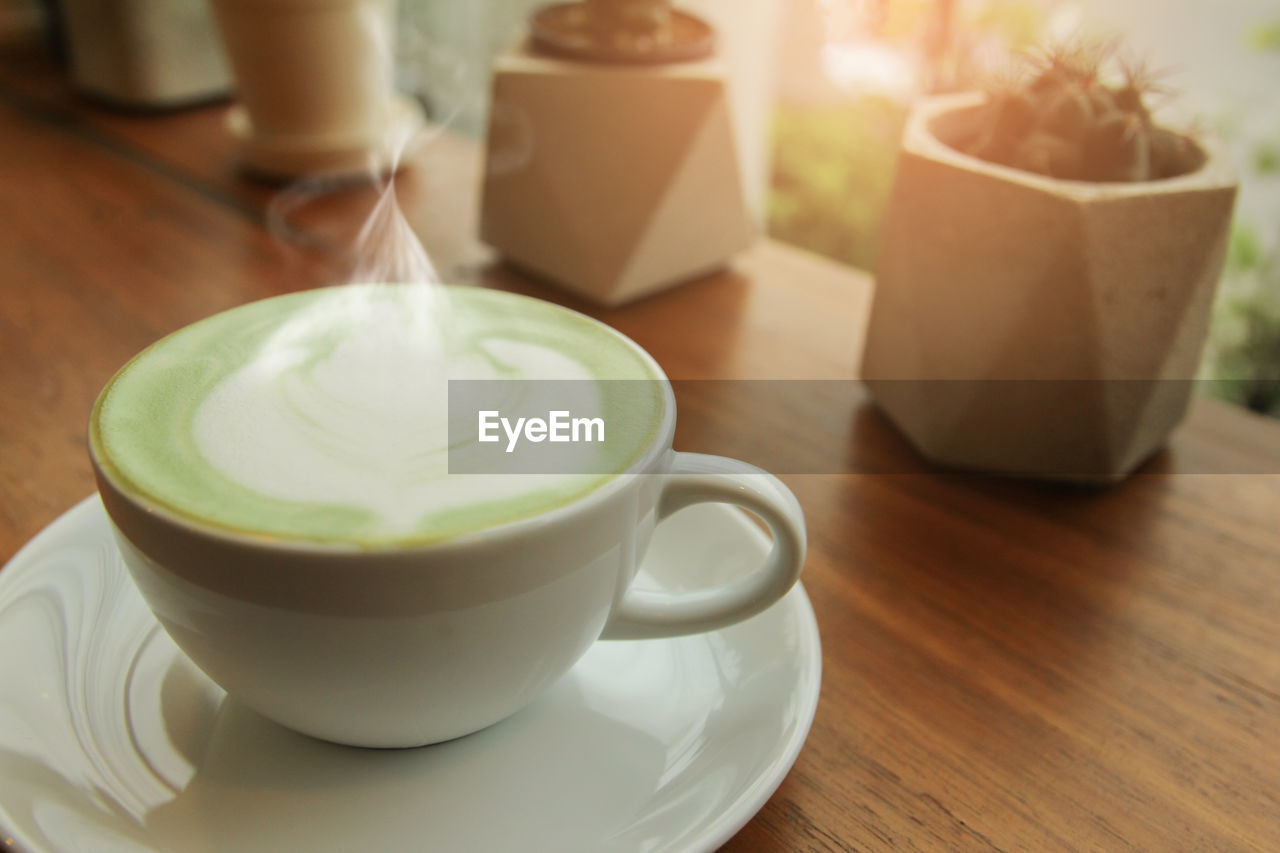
[2,39,1279,852]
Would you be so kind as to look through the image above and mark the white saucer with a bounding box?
[0,497,820,853]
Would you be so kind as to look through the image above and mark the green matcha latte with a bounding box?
[91,285,666,546]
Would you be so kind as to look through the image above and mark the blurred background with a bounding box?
[764,0,1280,419]
[3,0,1278,416]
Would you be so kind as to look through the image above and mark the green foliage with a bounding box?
[767,98,906,272]
[1228,224,1264,273]
[1208,10,1280,417]
[765,0,1050,271]
[1209,307,1280,417]
[1253,141,1280,175]
[1248,19,1280,52]
[1207,225,1280,417]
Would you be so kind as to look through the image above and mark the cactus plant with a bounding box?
[962,42,1199,182]
[864,59,1237,480]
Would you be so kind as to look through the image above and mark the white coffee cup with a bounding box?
[90,291,805,748]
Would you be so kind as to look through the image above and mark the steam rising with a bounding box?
[260,5,486,288]
[249,7,455,474]
[349,182,439,285]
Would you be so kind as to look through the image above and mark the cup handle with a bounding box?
[600,452,807,641]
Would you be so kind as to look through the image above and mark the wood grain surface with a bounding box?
[2,39,1278,852]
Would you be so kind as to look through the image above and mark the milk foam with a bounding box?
[92,285,664,545]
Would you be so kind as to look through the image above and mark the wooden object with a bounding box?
[480,43,754,305]
[1,39,1279,851]
[864,94,1238,481]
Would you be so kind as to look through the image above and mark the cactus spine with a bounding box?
[964,44,1196,182]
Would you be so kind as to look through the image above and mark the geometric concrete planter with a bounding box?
[862,94,1237,482]
[479,44,754,306]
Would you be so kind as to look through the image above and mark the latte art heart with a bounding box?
[91,285,665,545]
